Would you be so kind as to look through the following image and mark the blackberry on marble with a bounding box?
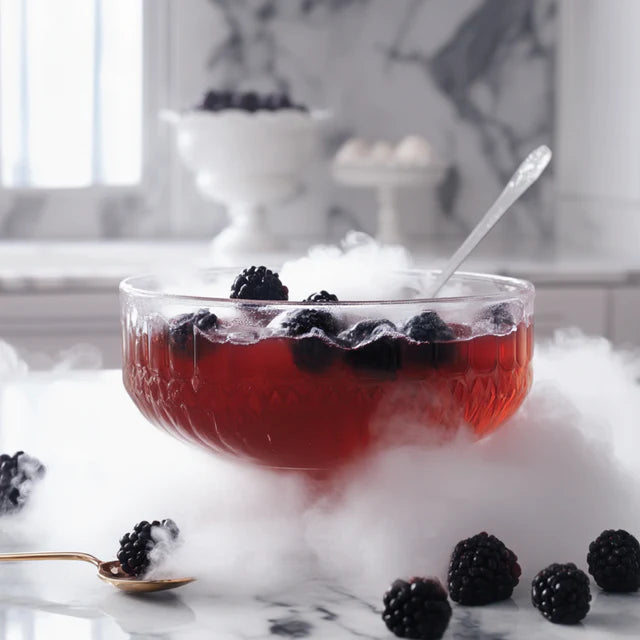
[230,266,288,301]
[382,577,452,640]
[117,519,180,577]
[339,319,401,374]
[587,529,640,592]
[531,563,591,624]
[448,532,521,606]
[0,451,45,514]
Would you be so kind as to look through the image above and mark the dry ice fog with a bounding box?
[0,235,638,604]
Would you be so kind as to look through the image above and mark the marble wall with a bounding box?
[169,0,556,252]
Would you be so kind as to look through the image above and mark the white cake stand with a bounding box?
[333,163,446,245]
[164,109,322,256]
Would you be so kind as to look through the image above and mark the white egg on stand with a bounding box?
[332,135,446,245]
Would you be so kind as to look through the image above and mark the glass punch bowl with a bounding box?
[120,270,534,472]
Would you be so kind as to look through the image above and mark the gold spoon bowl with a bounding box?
[0,551,195,593]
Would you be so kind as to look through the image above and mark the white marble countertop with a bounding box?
[0,370,635,639]
[0,240,638,292]
[0,578,637,639]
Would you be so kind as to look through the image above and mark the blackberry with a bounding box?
[479,303,515,330]
[194,310,218,332]
[117,519,180,577]
[263,92,291,110]
[382,578,452,640]
[340,319,395,346]
[200,90,232,111]
[201,90,217,110]
[448,532,521,605]
[587,529,640,592]
[402,312,454,343]
[340,319,400,375]
[280,308,340,373]
[281,308,339,337]
[0,451,45,514]
[198,90,306,113]
[169,309,218,349]
[230,266,288,301]
[531,563,591,624]
[305,290,338,303]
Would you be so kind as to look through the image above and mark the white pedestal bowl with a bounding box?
[166,109,321,256]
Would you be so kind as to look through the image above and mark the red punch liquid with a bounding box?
[123,322,533,471]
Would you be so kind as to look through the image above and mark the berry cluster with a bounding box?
[382,528,640,638]
[230,265,289,301]
[167,266,478,373]
[198,90,307,113]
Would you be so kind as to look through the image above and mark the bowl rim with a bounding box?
[119,269,535,307]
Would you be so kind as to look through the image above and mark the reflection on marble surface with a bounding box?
[0,370,638,639]
[0,580,638,639]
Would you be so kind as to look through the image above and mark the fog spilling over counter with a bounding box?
[0,328,637,636]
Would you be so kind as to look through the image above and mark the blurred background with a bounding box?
[0,0,636,367]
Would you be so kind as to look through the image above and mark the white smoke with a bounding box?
[0,331,637,604]
[0,236,637,611]
[156,231,470,304]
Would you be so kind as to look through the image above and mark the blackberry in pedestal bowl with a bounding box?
[120,269,534,472]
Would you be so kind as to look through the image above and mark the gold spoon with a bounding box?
[0,551,195,593]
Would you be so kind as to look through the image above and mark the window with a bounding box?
[0,0,142,188]
[0,0,169,236]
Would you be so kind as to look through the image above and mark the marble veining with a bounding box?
[0,371,638,639]
[0,576,637,639]
[0,1,556,244]
[391,0,556,238]
[200,0,556,247]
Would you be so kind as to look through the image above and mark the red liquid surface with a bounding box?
[124,324,533,470]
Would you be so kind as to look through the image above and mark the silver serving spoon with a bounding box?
[0,551,195,593]
[426,145,552,298]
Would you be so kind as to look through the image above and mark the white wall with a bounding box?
[556,0,640,255]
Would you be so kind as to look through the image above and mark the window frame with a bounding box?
[0,0,172,237]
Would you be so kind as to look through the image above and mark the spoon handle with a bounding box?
[426,145,552,298]
[0,551,101,566]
